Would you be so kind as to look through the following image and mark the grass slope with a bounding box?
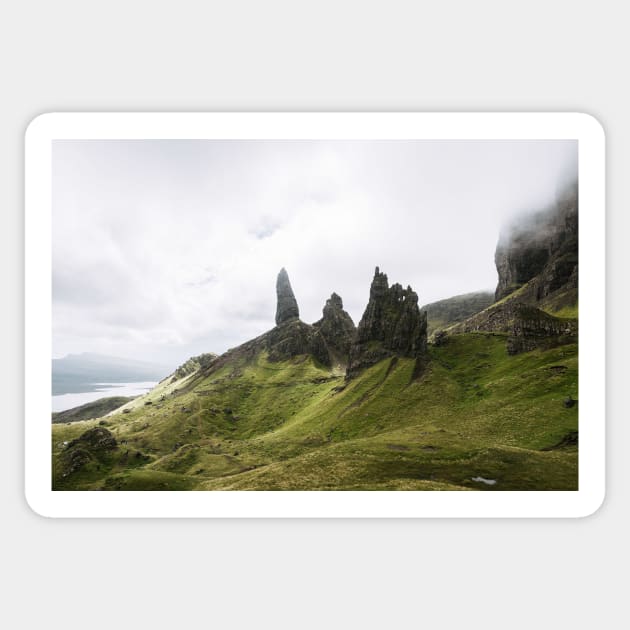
[52,332,578,491]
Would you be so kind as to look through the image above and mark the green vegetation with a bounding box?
[545,303,579,319]
[52,332,578,491]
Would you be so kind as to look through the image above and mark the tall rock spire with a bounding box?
[275,268,300,326]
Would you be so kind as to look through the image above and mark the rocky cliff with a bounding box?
[494,181,578,311]
[347,267,428,378]
[442,182,578,354]
[312,293,356,362]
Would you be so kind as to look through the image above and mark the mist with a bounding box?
[52,139,578,368]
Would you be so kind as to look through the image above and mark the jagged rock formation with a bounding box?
[495,181,578,310]
[265,319,331,365]
[275,267,300,325]
[506,304,578,355]
[312,293,356,362]
[452,301,577,355]
[422,291,494,335]
[207,269,354,370]
[347,267,428,379]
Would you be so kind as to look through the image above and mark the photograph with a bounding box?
[48,132,580,493]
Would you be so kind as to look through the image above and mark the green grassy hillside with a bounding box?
[52,331,578,491]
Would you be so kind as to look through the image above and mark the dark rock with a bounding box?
[265,319,331,366]
[67,427,118,451]
[347,267,428,378]
[312,293,356,362]
[275,267,300,325]
[432,330,448,346]
[495,181,578,303]
[60,427,118,477]
[541,430,578,450]
[452,299,577,355]
[506,304,578,355]
[564,396,576,408]
[64,448,91,474]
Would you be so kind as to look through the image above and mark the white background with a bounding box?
[2,1,627,629]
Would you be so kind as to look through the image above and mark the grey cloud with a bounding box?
[52,139,577,367]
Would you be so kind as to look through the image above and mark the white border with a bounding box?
[25,113,605,518]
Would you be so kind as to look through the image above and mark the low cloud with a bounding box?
[52,139,577,367]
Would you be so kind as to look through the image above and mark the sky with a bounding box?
[52,139,577,369]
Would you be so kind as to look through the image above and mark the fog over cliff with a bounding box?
[52,139,577,367]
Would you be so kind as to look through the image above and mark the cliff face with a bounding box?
[494,182,578,309]
[347,267,428,378]
[442,183,578,355]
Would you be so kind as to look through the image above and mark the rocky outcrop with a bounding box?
[60,427,118,476]
[67,426,118,451]
[265,319,331,365]
[495,181,578,306]
[452,301,577,354]
[347,267,428,378]
[313,293,356,362]
[171,352,218,382]
[275,267,300,325]
[506,304,578,355]
[207,269,334,369]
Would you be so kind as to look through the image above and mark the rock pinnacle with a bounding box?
[275,268,300,325]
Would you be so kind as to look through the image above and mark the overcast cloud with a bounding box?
[52,139,577,368]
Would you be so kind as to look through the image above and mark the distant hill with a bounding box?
[421,291,494,335]
[52,396,135,423]
[52,353,170,395]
